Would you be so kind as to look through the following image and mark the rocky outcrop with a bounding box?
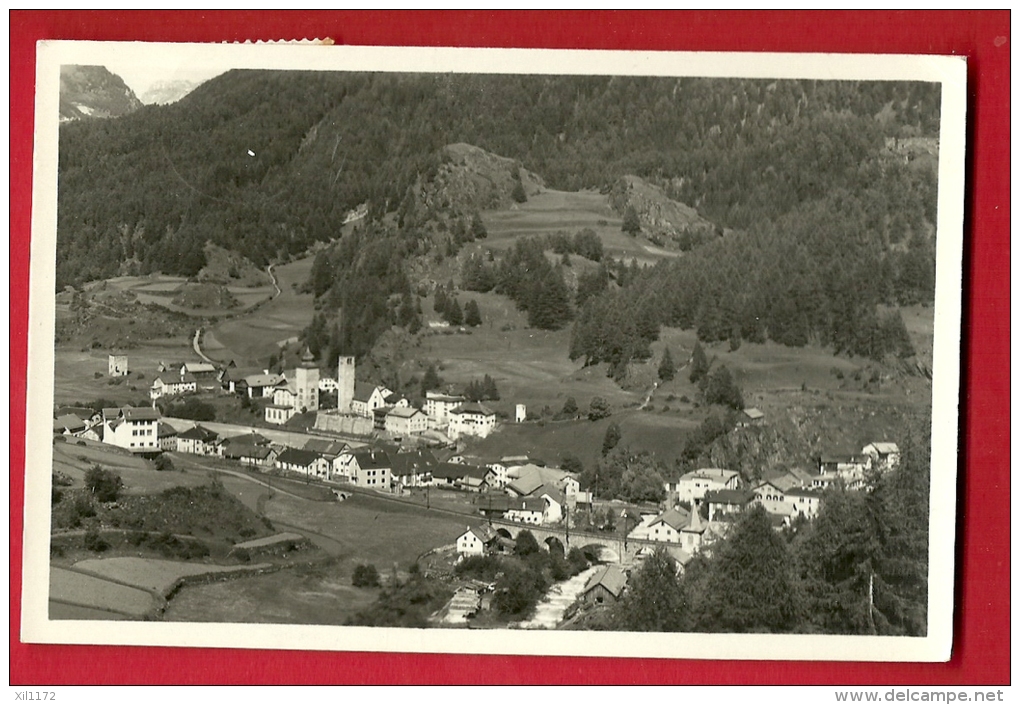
[59,65,142,122]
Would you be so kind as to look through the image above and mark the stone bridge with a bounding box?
[487,518,685,565]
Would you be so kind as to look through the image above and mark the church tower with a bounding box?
[294,348,319,412]
[337,355,356,414]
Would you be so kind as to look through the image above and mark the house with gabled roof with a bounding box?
[176,424,220,456]
[582,565,628,606]
[425,391,467,426]
[504,496,545,525]
[667,468,740,506]
[448,402,497,439]
[862,441,900,471]
[350,383,392,418]
[647,507,692,544]
[102,406,160,453]
[149,373,198,401]
[336,449,392,489]
[157,422,179,451]
[456,524,498,558]
[53,414,87,436]
[390,449,438,489]
[385,406,428,437]
[224,443,278,469]
[786,486,824,520]
[704,488,755,521]
[276,448,330,479]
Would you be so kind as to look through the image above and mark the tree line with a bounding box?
[57,71,938,289]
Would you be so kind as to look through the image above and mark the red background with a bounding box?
[9,11,1010,685]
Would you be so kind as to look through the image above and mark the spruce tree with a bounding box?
[622,205,641,236]
[689,341,709,384]
[602,422,622,455]
[421,364,441,395]
[446,298,464,326]
[658,346,676,382]
[464,299,483,327]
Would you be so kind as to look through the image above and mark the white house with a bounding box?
[447,402,497,440]
[276,448,330,479]
[102,406,160,453]
[456,525,497,558]
[669,468,740,506]
[265,404,296,425]
[175,424,220,456]
[647,508,691,544]
[504,496,545,525]
[425,391,467,426]
[351,383,392,418]
[108,354,128,377]
[149,373,198,400]
[786,487,824,520]
[862,442,900,471]
[385,406,428,437]
[339,449,392,489]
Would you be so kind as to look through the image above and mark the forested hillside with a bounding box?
[57,71,939,292]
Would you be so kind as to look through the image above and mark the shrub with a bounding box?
[85,465,123,503]
[588,396,612,421]
[352,564,381,588]
[455,555,501,581]
[153,455,175,472]
[83,529,109,553]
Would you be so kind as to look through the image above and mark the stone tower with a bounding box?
[337,355,356,414]
[294,348,319,412]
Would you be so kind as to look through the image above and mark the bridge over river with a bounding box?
[486,518,689,566]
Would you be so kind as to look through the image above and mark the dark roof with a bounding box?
[157,422,179,437]
[122,407,160,422]
[223,444,274,461]
[353,381,378,402]
[383,393,402,404]
[390,450,439,477]
[177,425,218,442]
[508,497,546,513]
[433,462,488,481]
[222,432,270,447]
[704,489,754,505]
[351,450,391,469]
[55,406,95,421]
[277,448,322,467]
[650,508,691,531]
[53,415,86,433]
[303,438,349,456]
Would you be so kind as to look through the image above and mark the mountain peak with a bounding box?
[59,65,142,122]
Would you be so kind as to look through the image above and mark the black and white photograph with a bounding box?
[22,41,965,662]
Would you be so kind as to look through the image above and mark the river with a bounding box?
[517,565,600,630]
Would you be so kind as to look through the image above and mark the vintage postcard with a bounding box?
[21,40,966,662]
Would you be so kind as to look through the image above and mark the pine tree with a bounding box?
[614,548,686,631]
[446,298,463,326]
[622,205,641,236]
[692,506,801,633]
[482,374,500,400]
[470,211,488,239]
[658,346,676,382]
[421,364,441,395]
[464,299,483,327]
[689,341,709,384]
[602,422,622,455]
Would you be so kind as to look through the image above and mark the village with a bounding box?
[52,348,904,626]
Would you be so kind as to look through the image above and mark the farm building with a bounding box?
[149,373,198,400]
[862,442,900,471]
[276,448,330,479]
[581,565,628,606]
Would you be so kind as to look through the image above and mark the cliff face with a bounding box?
[609,175,718,248]
[59,65,142,121]
[418,143,546,214]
